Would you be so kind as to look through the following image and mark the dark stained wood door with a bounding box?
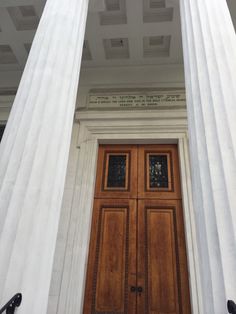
[83,145,191,314]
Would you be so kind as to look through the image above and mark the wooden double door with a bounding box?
[84,145,191,314]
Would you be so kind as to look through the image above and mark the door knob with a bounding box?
[130,286,143,294]
[130,286,136,292]
[137,286,143,293]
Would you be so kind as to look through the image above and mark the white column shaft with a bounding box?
[0,0,88,313]
[180,0,236,313]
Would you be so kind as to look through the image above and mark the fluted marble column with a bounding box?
[0,0,88,313]
[180,0,236,313]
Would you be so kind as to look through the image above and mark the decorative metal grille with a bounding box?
[107,155,126,188]
[149,155,168,188]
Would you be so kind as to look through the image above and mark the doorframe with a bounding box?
[55,109,203,314]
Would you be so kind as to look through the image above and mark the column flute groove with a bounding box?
[0,0,89,313]
[180,0,236,313]
[0,0,60,172]
[0,0,84,243]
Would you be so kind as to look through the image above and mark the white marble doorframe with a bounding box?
[52,109,203,314]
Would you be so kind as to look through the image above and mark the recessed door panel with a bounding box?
[137,199,191,314]
[83,199,137,314]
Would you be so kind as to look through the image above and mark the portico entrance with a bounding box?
[83,144,191,314]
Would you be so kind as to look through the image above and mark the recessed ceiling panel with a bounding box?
[103,38,129,59]
[0,45,18,64]
[143,35,171,57]
[7,6,39,31]
[143,0,173,23]
[149,0,165,9]
[19,6,36,17]
[100,0,127,25]
[106,0,121,11]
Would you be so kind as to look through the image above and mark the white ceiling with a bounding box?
[83,0,183,67]
[0,0,46,72]
[0,0,235,74]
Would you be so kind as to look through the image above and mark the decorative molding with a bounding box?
[52,109,202,314]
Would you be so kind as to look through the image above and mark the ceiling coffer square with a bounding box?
[149,36,165,46]
[19,6,37,17]
[143,0,173,23]
[149,0,165,9]
[7,6,39,31]
[100,0,127,25]
[0,45,18,64]
[110,38,125,48]
[105,0,120,11]
[103,38,129,59]
[143,35,171,58]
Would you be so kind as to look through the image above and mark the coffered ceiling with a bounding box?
[83,0,183,67]
[0,0,235,73]
[0,0,45,71]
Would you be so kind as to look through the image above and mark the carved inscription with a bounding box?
[88,92,186,109]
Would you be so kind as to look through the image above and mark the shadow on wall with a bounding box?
[0,125,5,142]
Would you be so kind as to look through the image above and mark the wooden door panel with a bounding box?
[96,208,126,312]
[84,145,192,314]
[138,145,181,199]
[137,200,191,314]
[145,208,179,314]
[95,145,138,199]
[83,199,137,314]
